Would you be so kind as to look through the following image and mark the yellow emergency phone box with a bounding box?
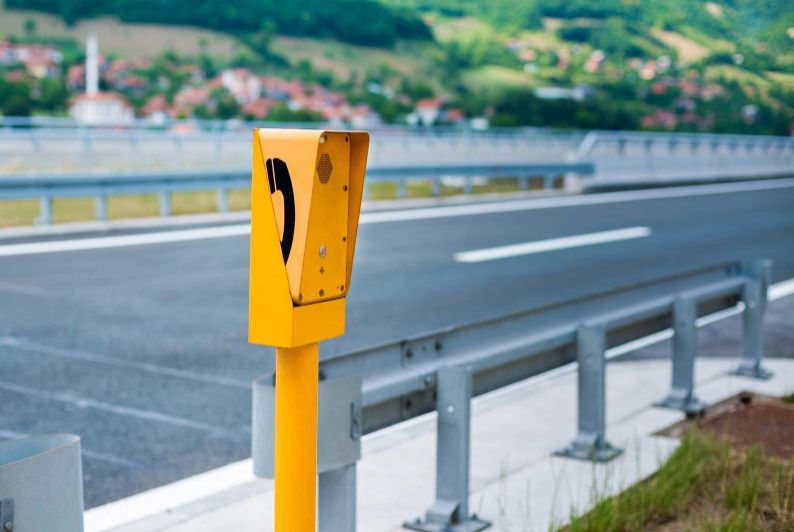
[248,129,369,348]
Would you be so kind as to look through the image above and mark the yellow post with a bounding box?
[275,343,319,532]
[249,129,369,532]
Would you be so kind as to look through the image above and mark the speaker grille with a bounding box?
[317,154,333,184]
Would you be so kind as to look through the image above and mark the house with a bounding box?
[218,68,262,103]
[70,92,134,124]
[413,97,444,125]
[141,94,171,124]
[241,98,280,119]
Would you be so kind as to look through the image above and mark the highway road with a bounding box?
[1,178,794,508]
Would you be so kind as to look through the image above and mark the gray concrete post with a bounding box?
[655,297,706,414]
[732,260,773,379]
[555,324,622,462]
[519,176,529,190]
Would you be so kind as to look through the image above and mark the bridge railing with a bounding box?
[252,259,772,531]
[0,162,594,225]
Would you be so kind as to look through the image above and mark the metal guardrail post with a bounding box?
[432,177,442,197]
[0,434,84,532]
[463,177,473,195]
[216,188,229,213]
[655,297,707,414]
[253,373,363,532]
[556,324,622,462]
[519,176,529,190]
[544,174,554,190]
[38,197,52,225]
[732,260,773,379]
[159,191,171,217]
[405,366,490,532]
[398,178,408,200]
[95,194,108,221]
[319,464,356,532]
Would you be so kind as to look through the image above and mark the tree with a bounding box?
[215,94,240,119]
[23,17,37,38]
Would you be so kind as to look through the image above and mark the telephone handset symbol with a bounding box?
[266,158,296,264]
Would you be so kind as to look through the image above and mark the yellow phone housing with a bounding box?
[248,128,369,348]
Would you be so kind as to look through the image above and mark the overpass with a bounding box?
[1,119,792,191]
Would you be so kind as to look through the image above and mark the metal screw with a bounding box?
[4,521,11,531]
[446,405,454,413]
[345,136,349,142]
[299,293,303,301]
[343,185,348,191]
[747,300,756,309]
[340,284,345,291]
[319,290,325,297]
[587,355,594,364]
[342,236,346,241]
[319,245,326,258]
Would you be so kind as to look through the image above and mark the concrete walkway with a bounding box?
[85,352,794,532]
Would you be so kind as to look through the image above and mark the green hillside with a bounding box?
[1,0,793,134]
[5,0,431,47]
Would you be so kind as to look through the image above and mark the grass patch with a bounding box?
[0,3,246,59]
[0,189,254,228]
[649,28,710,62]
[784,393,794,405]
[563,431,794,532]
[367,178,536,200]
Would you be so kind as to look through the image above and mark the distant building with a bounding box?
[413,97,444,125]
[70,92,134,124]
[534,84,592,102]
[69,35,134,124]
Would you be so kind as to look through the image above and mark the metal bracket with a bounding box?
[0,499,14,532]
[350,400,362,440]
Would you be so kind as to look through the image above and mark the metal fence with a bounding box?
[252,259,772,531]
[0,162,594,225]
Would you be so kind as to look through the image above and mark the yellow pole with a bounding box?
[275,342,319,532]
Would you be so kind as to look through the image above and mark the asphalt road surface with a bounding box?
[1,179,794,508]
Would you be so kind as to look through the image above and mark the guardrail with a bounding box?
[0,162,594,225]
[252,259,772,531]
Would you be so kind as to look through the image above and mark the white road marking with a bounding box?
[770,277,794,301]
[84,458,260,532]
[1,178,793,257]
[0,380,249,441]
[360,178,794,224]
[0,337,251,389]
[0,224,251,257]
[454,226,652,263]
[0,429,149,470]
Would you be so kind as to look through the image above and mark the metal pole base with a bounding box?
[555,436,623,463]
[404,514,491,532]
[654,394,707,415]
[731,365,774,380]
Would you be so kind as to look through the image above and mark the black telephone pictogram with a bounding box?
[266,158,295,264]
